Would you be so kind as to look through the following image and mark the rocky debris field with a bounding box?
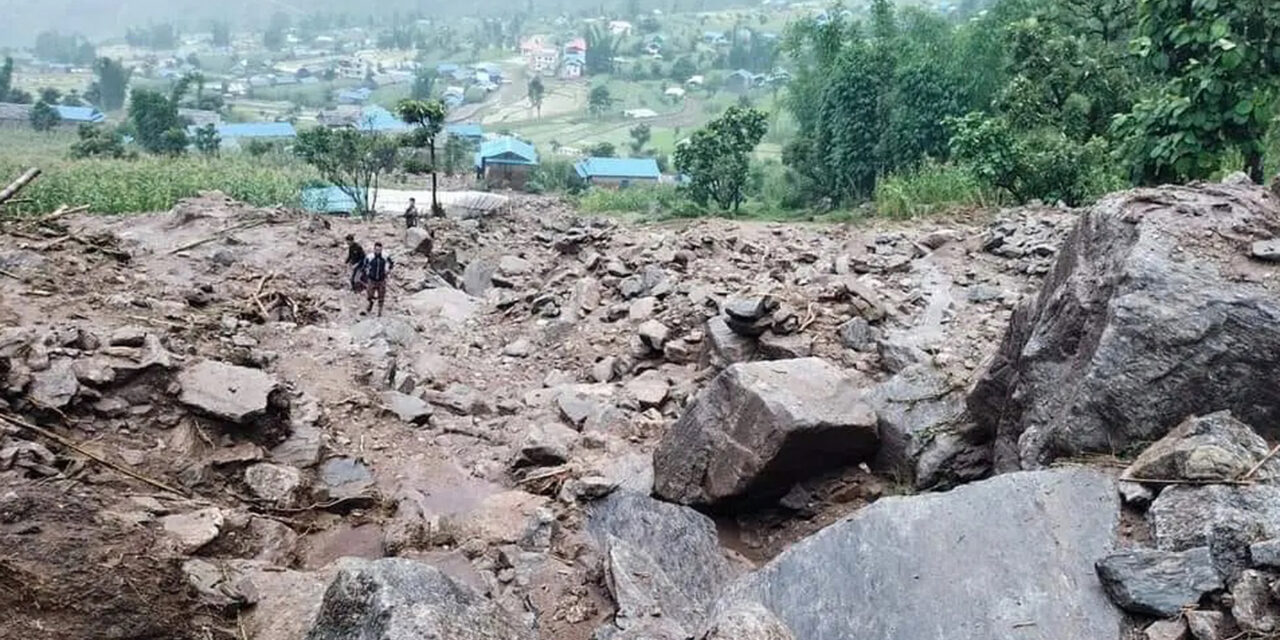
[0,177,1277,640]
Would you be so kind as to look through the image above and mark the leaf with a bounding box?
[1235,98,1254,116]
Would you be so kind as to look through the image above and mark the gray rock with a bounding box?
[498,255,532,276]
[318,457,374,501]
[555,384,615,429]
[382,391,434,426]
[625,370,669,408]
[618,275,647,299]
[699,601,794,640]
[587,492,736,635]
[162,508,225,554]
[1095,547,1223,616]
[305,558,534,640]
[28,359,80,409]
[502,338,532,358]
[968,184,1280,469]
[1232,569,1280,633]
[876,331,928,374]
[724,296,775,322]
[178,360,279,424]
[404,288,481,328]
[1150,485,1280,552]
[183,558,258,608]
[638,320,670,352]
[405,227,433,255]
[1252,239,1280,262]
[628,296,658,321]
[109,325,149,347]
[917,229,965,250]
[272,426,323,467]
[1119,480,1155,510]
[1145,619,1189,640]
[863,365,986,489]
[461,259,495,297]
[72,357,116,386]
[706,316,756,367]
[1185,609,1229,640]
[1252,539,1280,569]
[514,423,579,468]
[756,332,812,360]
[654,358,878,509]
[837,317,873,352]
[715,469,1121,640]
[1122,412,1280,483]
[244,463,305,506]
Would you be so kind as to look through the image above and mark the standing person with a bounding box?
[345,235,367,292]
[363,242,394,317]
[404,198,419,229]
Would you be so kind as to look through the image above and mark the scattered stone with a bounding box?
[1095,547,1223,616]
[404,288,481,328]
[1185,610,1228,640]
[1122,412,1280,483]
[177,360,279,424]
[917,229,965,250]
[441,491,551,547]
[592,357,619,383]
[382,391,434,426]
[244,463,305,505]
[498,255,531,276]
[638,320,670,352]
[837,317,873,352]
[317,457,374,501]
[28,359,80,409]
[405,227,433,255]
[1150,485,1280,553]
[1145,619,1189,640]
[654,358,878,509]
[699,601,794,640]
[618,275,646,299]
[272,426,323,467]
[161,508,225,554]
[108,326,148,347]
[628,296,658,321]
[1252,540,1280,569]
[1252,240,1280,262]
[713,469,1120,640]
[724,296,775,322]
[706,316,757,367]
[625,370,670,409]
[756,332,812,360]
[502,338,532,358]
[305,558,536,640]
[462,259,496,297]
[663,339,695,364]
[1232,569,1280,633]
[514,423,579,468]
[1119,481,1155,510]
[555,384,614,429]
[183,558,258,608]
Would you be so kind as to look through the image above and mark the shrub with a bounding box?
[874,161,998,218]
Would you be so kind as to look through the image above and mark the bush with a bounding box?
[576,184,698,216]
[526,159,585,195]
[874,161,998,218]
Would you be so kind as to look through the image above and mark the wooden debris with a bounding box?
[167,218,269,255]
[0,167,40,205]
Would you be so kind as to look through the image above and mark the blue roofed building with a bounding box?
[574,157,661,187]
[54,105,106,124]
[355,105,411,133]
[0,102,106,129]
[188,121,296,151]
[446,122,485,144]
[337,87,373,104]
[475,137,539,189]
[300,185,358,215]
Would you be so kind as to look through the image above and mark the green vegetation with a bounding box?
[293,127,398,215]
[396,99,448,214]
[872,161,998,219]
[674,106,769,212]
[29,101,61,131]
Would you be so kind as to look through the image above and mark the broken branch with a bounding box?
[1242,443,1280,481]
[167,218,268,255]
[0,167,40,204]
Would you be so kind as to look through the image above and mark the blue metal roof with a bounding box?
[337,87,372,102]
[356,105,411,132]
[55,105,104,123]
[575,157,660,180]
[446,123,484,139]
[436,63,460,73]
[216,122,297,138]
[475,137,539,168]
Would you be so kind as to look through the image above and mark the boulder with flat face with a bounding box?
[712,469,1121,640]
[654,358,877,509]
[178,360,279,424]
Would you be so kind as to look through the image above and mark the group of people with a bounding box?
[345,235,394,317]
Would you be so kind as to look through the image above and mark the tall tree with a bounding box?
[629,123,651,154]
[294,127,399,216]
[673,106,768,212]
[588,86,614,117]
[396,99,449,216]
[193,124,221,156]
[585,24,619,75]
[90,58,131,111]
[1114,0,1280,183]
[528,76,545,117]
[0,57,12,101]
[129,83,188,155]
[29,101,61,132]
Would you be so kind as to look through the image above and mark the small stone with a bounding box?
[724,296,775,322]
[663,339,695,364]
[382,391,434,426]
[592,357,618,383]
[1185,610,1228,640]
[838,317,873,352]
[1232,569,1280,633]
[625,370,670,409]
[1119,481,1155,510]
[503,339,532,358]
[1145,619,1189,640]
[1252,240,1280,263]
[499,255,532,276]
[514,423,579,468]
[244,463,304,505]
[1252,539,1280,569]
[161,508,224,553]
[1095,547,1223,616]
[758,332,813,360]
[109,326,148,348]
[638,321,670,352]
[629,296,658,321]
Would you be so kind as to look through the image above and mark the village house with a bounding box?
[0,103,106,129]
[574,157,661,188]
[475,137,539,189]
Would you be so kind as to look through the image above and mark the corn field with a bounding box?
[0,129,318,215]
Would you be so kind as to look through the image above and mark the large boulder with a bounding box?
[178,360,280,424]
[404,288,481,328]
[654,358,877,509]
[587,492,738,638]
[713,469,1121,640]
[305,558,534,640]
[1150,484,1280,553]
[968,184,1280,469]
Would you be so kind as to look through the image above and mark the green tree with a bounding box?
[1113,0,1280,184]
[673,106,769,212]
[61,90,84,107]
[585,24,619,75]
[90,58,131,111]
[411,68,437,100]
[629,123,651,155]
[0,57,12,101]
[39,87,61,104]
[671,56,697,82]
[588,86,614,117]
[587,141,617,157]
[129,86,188,155]
[194,123,221,156]
[294,127,399,216]
[70,124,128,159]
[29,101,61,132]
[396,99,448,215]
[528,76,546,117]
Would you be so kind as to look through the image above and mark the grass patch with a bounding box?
[873,161,1000,219]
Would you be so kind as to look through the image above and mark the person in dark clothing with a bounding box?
[404,198,419,229]
[363,242,394,316]
[345,235,367,292]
